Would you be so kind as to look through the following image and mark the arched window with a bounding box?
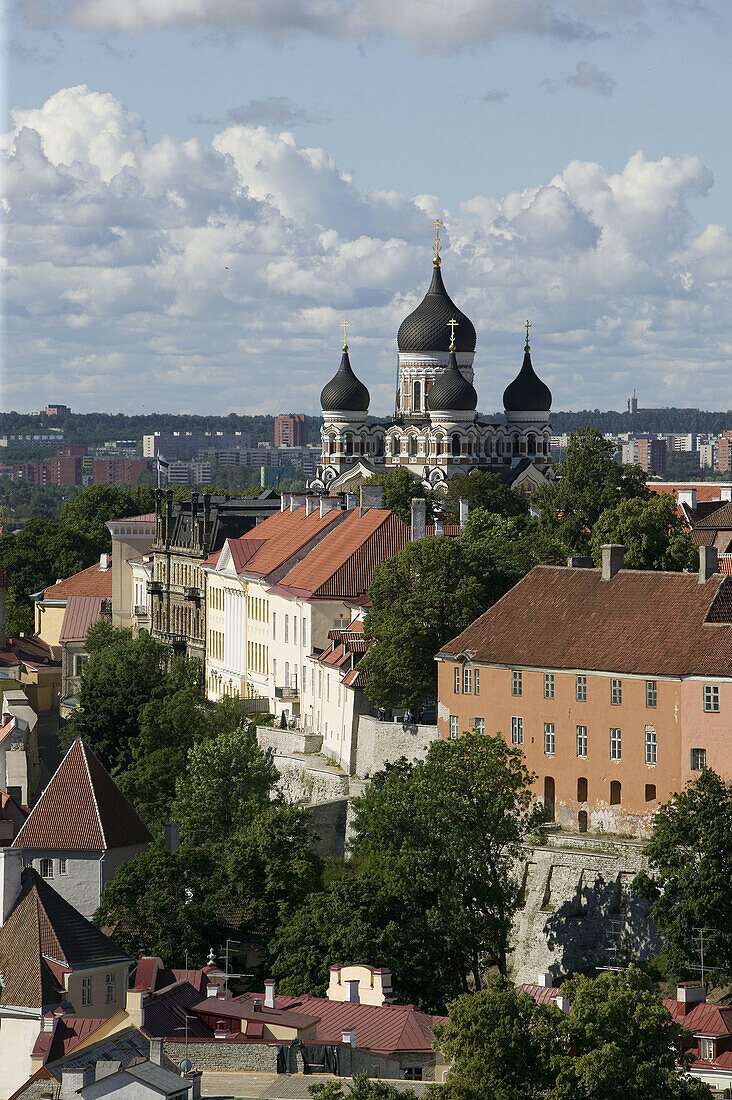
[360,432,368,455]
[409,435,418,457]
[344,434,353,456]
[577,777,588,802]
[374,434,384,457]
[413,380,422,412]
[451,433,461,457]
[435,435,444,456]
[527,434,536,455]
[392,435,401,456]
[578,810,588,833]
[512,433,520,455]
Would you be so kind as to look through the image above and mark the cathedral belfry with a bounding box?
[310,226,553,496]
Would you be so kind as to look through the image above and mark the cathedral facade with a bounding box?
[309,245,553,495]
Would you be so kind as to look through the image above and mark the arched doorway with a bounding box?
[543,776,555,822]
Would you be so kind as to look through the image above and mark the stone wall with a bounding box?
[256,726,323,758]
[306,798,349,858]
[271,754,350,805]
[161,1039,278,1072]
[511,833,661,985]
[354,717,442,779]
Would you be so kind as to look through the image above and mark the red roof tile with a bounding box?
[520,983,563,1005]
[663,999,732,1038]
[440,565,732,678]
[227,537,267,574]
[649,483,732,504]
[14,740,152,852]
[41,563,113,601]
[58,595,106,643]
[43,1015,111,1062]
[242,506,345,579]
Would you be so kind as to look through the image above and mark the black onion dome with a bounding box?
[503,345,552,412]
[397,264,476,354]
[320,348,370,413]
[427,349,478,412]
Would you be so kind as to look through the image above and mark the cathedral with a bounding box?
[309,230,553,496]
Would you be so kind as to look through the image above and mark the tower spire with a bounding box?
[447,317,458,352]
[342,318,350,351]
[432,218,444,267]
[524,318,532,350]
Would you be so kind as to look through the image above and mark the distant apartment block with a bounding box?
[635,437,667,472]
[717,432,732,473]
[143,430,252,460]
[275,413,307,447]
[92,458,149,486]
[700,443,716,469]
[45,404,71,417]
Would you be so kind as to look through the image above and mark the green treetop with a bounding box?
[590,492,698,571]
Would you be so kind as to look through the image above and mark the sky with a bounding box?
[4,0,732,416]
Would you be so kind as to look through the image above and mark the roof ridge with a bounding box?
[80,740,106,849]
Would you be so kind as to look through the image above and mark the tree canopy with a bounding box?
[363,469,438,525]
[634,769,732,982]
[444,470,530,523]
[590,493,698,571]
[534,427,648,555]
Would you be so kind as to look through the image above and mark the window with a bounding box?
[463,667,472,694]
[58,858,67,875]
[511,717,523,745]
[577,777,588,802]
[645,727,657,765]
[449,716,459,740]
[73,654,89,678]
[474,718,485,734]
[82,977,93,1006]
[691,747,707,771]
[40,858,54,879]
[610,780,622,805]
[404,1069,423,1081]
[284,615,289,643]
[512,670,522,696]
[578,810,588,833]
[454,667,460,693]
[105,972,116,1004]
[700,1038,714,1062]
[544,673,555,700]
[611,679,622,705]
[576,675,587,702]
[576,725,588,758]
[302,619,307,649]
[646,680,657,708]
[610,728,622,760]
[704,685,720,712]
[284,662,289,688]
[302,665,307,692]
[293,617,297,646]
[272,612,276,640]
[645,784,656,802]
[544,723,555,755]
[272,659,277,684]
[474,669,480,695]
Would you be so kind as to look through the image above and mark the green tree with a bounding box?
[534,427,648,555]
[364,469,438,525]
[590,493,698,571]
[444,471,530,523]
[60,484,155,556]
[310,1075,414,1100]
[361,537,485,710]
[170,724,277,845]
[461,510,565,608]
[634,769,732,981]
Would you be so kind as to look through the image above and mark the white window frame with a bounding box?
[645,727,657,766]
[611,679,622,706]
[691,747,706,771]
[703,685,719,713]
[576,725,588,758]
[82,977,93,1006]
[449,716,459,740]
[474,669,480,695]
[610,728,622,760]
[58,858,68,876]
[576,675,587,702]
[511,670,522,697]
[284,615,289,643]
[474,718,485,734]
[40,858,53,879]
[463,667,471,694]
[700,1038,714,1062]
[454,667,460,693]
[544,673,555,700]
[511,716,523,745]
[105,972,116,1004]
[544,722,555,755]
[646,680,657,708]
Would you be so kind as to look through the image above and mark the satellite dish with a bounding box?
[179,1058,193,1073]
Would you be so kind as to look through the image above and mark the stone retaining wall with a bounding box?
[354,717,442,779]
[256,726,323,757]
[162,1040,278,1072]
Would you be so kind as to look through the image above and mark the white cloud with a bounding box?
[3,85,731,415]
[20,0,703,51]
[543,60,618,96]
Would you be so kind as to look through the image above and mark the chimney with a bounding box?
[601,544,624,581]
[341,1027,356,1047]
[699,545,719,584]
[264,979,275,1009]
[320,497,342,518]
[346,979,360,1004]
[41,1012,55,1033]
[253,998,263,1012]
[676,982,706,1014]
[281,493,291,512]
[459,498,469,530]
[305,496,318,516]
[359,485,383,515]
[61,1069,91,1098]
[567,556,594,569]
[149,1039,163,1066]
[163,822,179,854]
[346,492,357,510]
[537,972,554,987]
[411,498,426,542]
[677,488,697,511]
[99,552,111,570]
[553,995,570,1013]
[290,494,307,512]
[0,847,22,927]
[206,983,219,998]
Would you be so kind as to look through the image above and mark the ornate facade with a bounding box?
[310,246,553,495]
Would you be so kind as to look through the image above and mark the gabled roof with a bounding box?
[14,740,152,852]
[694,500,732,529]
[40,562,113,601]
[58,596,107,644]
[241,505,345,580]
[273,509,409,599]
[0,868,129,1009]
[663,999,732,1038]
[225,537,266,575]
[439,565,732,678]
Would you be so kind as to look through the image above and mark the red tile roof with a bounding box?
[14,739,153,852]
[40,1015,110,1062]
[227,537,267,574]
[274,509,409,599]
[242,506,345,579]
[41,562,113,601]
[663,999,732,1038]
[649,483,732,503]
[439,565,732,678]
[520,983,563,1005]
[236,991,445,1055]
[58,595,106,643]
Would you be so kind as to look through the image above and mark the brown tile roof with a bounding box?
[242,506,345,579]
[58,596,106,643]
[41,563,113,601]
[14,740,153,852]
[649,483,732,504]
[694,500,732,529]
[0,868,129,1009]
[274,509,410,599]
[227,537,266,574]
[439,565,732,678]
[109,513,156,523]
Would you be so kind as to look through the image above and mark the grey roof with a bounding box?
[320,348,370,413]
[397,263,476,354]
[503,345,552,413]
[426,350,477,413]
[126,1061,191,1093]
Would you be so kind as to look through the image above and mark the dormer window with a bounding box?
[700,1037,715,1061]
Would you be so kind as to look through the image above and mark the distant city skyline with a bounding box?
[4,1,732,416]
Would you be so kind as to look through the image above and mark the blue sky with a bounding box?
[4,0,732,415]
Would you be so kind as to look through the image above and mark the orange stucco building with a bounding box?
[436,546,732,835]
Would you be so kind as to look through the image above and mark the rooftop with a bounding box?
[40,562,113,602]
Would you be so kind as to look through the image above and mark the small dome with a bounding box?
[397,263,476,354]
[427,349,478,413]
[320,348,370,413]
[503,345,552,413]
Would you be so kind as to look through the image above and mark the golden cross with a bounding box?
[524,319,532,346]
[447,317,458,349]
[432,218,445,264]
[342,319,350,349]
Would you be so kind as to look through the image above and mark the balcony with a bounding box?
[184,586,201,602]
[275,685,299,700]
[133,605,150,618]
[147,579,163,595]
